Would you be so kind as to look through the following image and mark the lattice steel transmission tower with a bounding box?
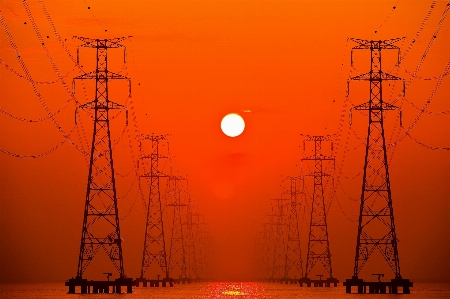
[192,213,206,280]
[269,198,288,281]
[166,176,188,283]
[261,221,273,280]
[300,135,338,287]
[66,37,133,294]
[281,176,304,283]
[184,196,199,281]
[137,134,173,287]
[343,38,412,294]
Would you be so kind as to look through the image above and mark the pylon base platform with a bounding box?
[299,277,339,287]
[279,278,299,284]
[134,277,174,287]
[173,278,191,284]
[343,277,413,294]
[65,277,133,294]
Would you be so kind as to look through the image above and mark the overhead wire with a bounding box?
[0,11,88,156]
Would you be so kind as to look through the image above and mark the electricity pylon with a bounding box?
[270,198,288,280]
[344,38,412,294]
[72,37,131,280]
[193,213,206,280]
[300,135,338,287]
[261,221,273,280]
[166,176,188,281]
[139,134,171,283]
[282,176,304,283]
[184,196,199,280]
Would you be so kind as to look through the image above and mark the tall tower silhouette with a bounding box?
[184,196,199,281]
[270,198,288,281]
[343,38,412,294]
[137,134,173,287]
[299,135,338,287]
[66,37,133,294]
[282,176,304,283]
[166,176,188,283]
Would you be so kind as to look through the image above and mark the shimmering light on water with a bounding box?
[1,282,450,299]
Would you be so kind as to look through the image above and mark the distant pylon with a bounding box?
[166,176,188,280]
[72,37,131,280]
[139,134,170,280]
[343,38,412,294]
[270,198,288,280]
[282,176,304,282]
[184,196,199,280]
[193,213,206,280]
[261,221,273,280]
[300,135,338,286]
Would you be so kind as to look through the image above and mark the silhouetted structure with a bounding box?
[166,176,189,284]
[270,198,288,281]
[184,197,200,281]
[66,36,133,294]
[343,38,412,294]
[281,176,304,284]
[135,134,174,287]
[299,135,338,287]
[192,213,207,281]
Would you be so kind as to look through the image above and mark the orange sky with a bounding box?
[0,0,449,283]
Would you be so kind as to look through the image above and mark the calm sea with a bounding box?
[1,282,449,299]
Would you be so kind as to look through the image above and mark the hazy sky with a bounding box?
[0,0,449,283]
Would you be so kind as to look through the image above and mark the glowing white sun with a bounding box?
[221,113,245,137]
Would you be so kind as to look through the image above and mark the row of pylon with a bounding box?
[256,38,413,294]
[65,37,212,294]
[257,136,337,286]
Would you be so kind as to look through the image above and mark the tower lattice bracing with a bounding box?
[343,37,412,294]
[301,135,336,281]
[184,197,199,280]
[139,134,170,280]
[349,38,404,279]
[166,176,188,280]
[193,213,206,280]
[73,37,131,280]
[261,222,273,280]
[282,176,304,281]
[270,198,288,280]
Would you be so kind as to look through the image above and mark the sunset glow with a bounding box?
[0,0,449,289]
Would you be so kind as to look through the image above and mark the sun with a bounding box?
[221,113,245,137]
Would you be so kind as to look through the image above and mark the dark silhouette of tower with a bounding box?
[299,135,338,287]
[137,134,173,287]
[261,221,273,280]
[192,213,206,280]
[184,196,199,281]
[270,198,288,281]
[343,38,412,294]
[281,176,304,284]
[166,176,188,284]
[66,37,133,294]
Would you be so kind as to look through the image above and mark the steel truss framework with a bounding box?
[283,176,304,280]
[166,176,188,279]
[73,37,131,279]
[302,135,335,279]
[139,134,170,279]
[348,38,404,279]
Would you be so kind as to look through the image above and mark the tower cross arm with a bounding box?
[349,71,403,82]
[348,37,405,49]
[302,154,334,161]
[73,36,132,48]
[73,71,130,81]
[79,100,126,110]
[300,134,335,142]
[351,101,401,111]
